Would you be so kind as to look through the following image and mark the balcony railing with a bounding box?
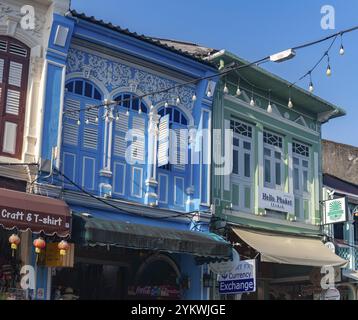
[337,246,358,270]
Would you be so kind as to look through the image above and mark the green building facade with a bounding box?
[209,51,347,300]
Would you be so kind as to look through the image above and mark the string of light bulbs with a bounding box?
[63,25,358,124]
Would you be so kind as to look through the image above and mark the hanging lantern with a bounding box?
[9,234,20,257]
[58,240,70,256]
[33,237,46,255]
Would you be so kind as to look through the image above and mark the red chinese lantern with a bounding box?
[8,234,20,257]
[33,237,46,254]
[58,240,70,256]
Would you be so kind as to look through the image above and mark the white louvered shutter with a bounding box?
[131,115,145,161]
[113,111,128,158]
[62,99,80,146]
[83,103,98,150]
[172,127,188,171]
[158,114,169,167]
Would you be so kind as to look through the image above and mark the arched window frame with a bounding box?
[0,36,30,159]
[111,92,148,201]
[157,106,189,209]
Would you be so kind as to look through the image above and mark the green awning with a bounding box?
[72,213,232,259]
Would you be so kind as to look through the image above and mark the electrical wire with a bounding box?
[63,56,270,117]
[62,25,358,118]
[52,167,205,222]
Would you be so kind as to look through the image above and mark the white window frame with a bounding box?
[292,142,311,222]
[263,131,284,191]
[231,120,254,212]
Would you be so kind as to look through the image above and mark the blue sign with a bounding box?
[218,259,256,295]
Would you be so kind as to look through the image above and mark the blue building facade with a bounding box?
[36,11,230,300]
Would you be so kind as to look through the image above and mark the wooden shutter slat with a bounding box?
[8,61,23,87]
[5,89,20,115]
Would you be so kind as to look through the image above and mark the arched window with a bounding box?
[62,79,103,192]
[0,36,30,158]
[65,79,102,101]
[158,106,188,125]
[113,92,148,113]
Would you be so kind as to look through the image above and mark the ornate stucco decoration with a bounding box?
[66,48,196,111]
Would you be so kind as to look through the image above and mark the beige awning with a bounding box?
[233,227,348,267]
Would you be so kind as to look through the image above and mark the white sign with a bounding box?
[321,287,340,300]
[209,249,240,275]
[324,197,347,224]
[218,259,256,295]
[258,187,295,214]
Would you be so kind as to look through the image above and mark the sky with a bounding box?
[71,0,358,147]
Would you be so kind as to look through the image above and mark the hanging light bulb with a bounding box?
[326,54,332,77]
[125,109,129,116]
[138,108,142,115]
[150,103,154,111]
[250,89,255,106]
[267,90,272,113]
[309,81,314,93]
[77,118,81,126]
[95,115,99,123]
[339,33,345,55]
[308,72,314,93]
[339,45,345,55]
[288,87,293,109]
[288,98,293,109]
[85,118,89,125]
[115,113,119,121]
[164,101,169,108]
[176,97,181,105]
[236,86,241,96]
[223,83,229,94]
[192,93,197,102]
[326,64,332,77]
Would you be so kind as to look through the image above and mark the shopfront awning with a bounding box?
[0,188,71,237]
[72,212,232,259]
[232,227,348,267]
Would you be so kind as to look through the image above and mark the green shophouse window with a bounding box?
[292,141,311,222]
[230,120,254,213]
[263,131,284,190]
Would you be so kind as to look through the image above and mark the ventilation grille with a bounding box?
[0,40,7,52]
[9,43,27,58]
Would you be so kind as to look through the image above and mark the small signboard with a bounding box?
[209,249,240,275]
[258,187,295,214]
[324,197,347,225]
[218,259,256,295]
